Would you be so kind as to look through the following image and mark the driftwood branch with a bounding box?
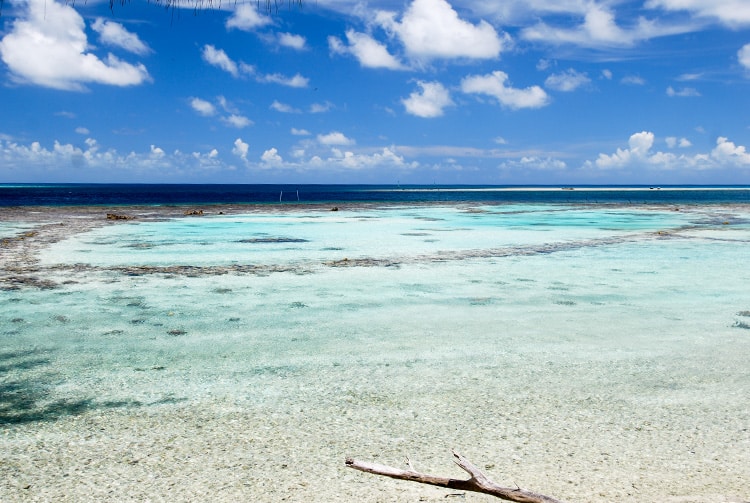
[345,450,564,503]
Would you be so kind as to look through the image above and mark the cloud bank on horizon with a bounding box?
[0,0,749,184]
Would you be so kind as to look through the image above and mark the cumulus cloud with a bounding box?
[645,0,750,28]
[738,44,750,70]
[261,147,283,165]
[0,136,422,180]
[588,131,750,171]
[461,71,549,110]
[190,97,217,116]
[499,156,567,171]
[402,81,454,118]
[595,131,657,168]
[712,137,750,165]
[318,131,355,146]
[222,114,253,128]
[190,96,251,128]
[232,138,249,160]
[328,30,405,70]
[544,69,590,92]
[376,0,507,61]
[202,45,239,77]
[0,0,149,91]
[279,33,306,50]
[665,137,692,148]
[667,86,700,97]
[91,19,150,55]
[0,137,226,181]
[328,147,414,170]
[226,4,273,31]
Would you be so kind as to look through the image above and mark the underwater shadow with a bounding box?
[0,349,138,425]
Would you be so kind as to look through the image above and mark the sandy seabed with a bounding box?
[1,204,749,502]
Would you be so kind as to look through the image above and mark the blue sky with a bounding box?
[1,0,749,184]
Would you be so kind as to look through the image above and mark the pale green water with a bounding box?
[1,203,749,502]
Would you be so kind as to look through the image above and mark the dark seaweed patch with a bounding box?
[238,237,309,243]
[554,300,577,306]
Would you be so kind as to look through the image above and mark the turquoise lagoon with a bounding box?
[1,202,749,502]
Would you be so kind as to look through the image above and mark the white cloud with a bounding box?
[667,86,700,97]
[270,100,301,113]
[259,73,309,88]
[261,147,283,165]
[91,18,150,55]
[461,71,549,110]
[291,128,311,136]
[190,97,217,116]
[621,75,646,85]
[232,138,249,160]
[328,147,414,170]
[226,4,273,31]
[522,3,693,48]
[222,114,253,128]
[402,81,454,118]
[586,131,750,171]
[0,0,149,91]
[738,44,750,70]
[536,59,551,71]
[712,137,750,165]
[494,136,508,145]
[595,131,656,168]
[310,101,334,113]
[677,72,704,81]
[150,145,166,159]
[75,127,90,135]
[318,131,355,146]
[202,45,238,77]
[645,0,750,28]
[0,137,227,180]
[499,156,567,171]
[217,96,238,114]
[377,0,507,61]
[544,69,590,92]
[278,33,306,50]
[328,30,405,70]
[601,69,613,80]
[666,137,692,148]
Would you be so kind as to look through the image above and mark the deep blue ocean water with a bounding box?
[1,183,749,206]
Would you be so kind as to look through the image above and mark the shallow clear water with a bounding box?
[2,203,749,502]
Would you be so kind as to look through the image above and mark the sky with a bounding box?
[1,0,750,184]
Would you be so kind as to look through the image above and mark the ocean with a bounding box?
[2,183,750,206]
[1,185,749,502]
